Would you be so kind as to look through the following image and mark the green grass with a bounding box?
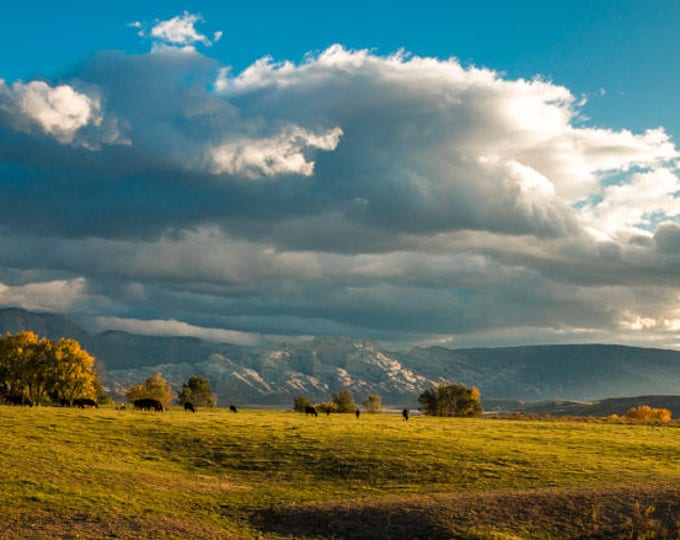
[1,407,680,538]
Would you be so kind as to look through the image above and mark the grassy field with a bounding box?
[1,407,680,539]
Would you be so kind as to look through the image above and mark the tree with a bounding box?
[363,394,383,413]
[0,332,101,406]
[176,376,216,408]
[316,401,338,415]
[0,331,49,404]
[293,394,314,412]
[626,405,671,422]
[418,382,483,417]
[127,372,174,409]
[332,388,357,413]
[50,338,99,405]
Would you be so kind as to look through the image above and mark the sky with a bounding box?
[1,1,680,350]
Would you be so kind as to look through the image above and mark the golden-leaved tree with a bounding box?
[51,338,100,405]
[0,331,101,405]
[126,372,174,409]
[626,405,672,422]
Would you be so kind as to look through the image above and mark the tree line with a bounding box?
[1,331,483,416]
[293,382,483,417]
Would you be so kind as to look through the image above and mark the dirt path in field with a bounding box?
[252,482,680,539]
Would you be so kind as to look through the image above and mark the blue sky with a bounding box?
[4,1,680,136]
[1,2,680,350]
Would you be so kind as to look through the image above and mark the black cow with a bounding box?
[402,408,410,421]
[184,402,195,413]
[305,406,318,417]
[229,405,238,413]
[133,398,164,412]
[4,394,32,407]
[74,398,98,408]
[355,409,361,418]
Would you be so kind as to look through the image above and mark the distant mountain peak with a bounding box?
[3,308,680,407]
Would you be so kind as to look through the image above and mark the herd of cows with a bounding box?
[2,396,411,419]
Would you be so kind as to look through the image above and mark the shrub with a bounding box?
[331,389,357,413]
[126,372,174,409]
[316,401,338,414]
[363,394,383,413]
[418,382,483,417]
[177,376,216,408]
[293,395,313,412]
[625,405,672,422]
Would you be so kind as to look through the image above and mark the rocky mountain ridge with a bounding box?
[3,308,680,407]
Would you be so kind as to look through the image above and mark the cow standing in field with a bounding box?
[355,409,361,419]
[402,408,410,421]
[229,405,238,413]
[133,398,164,412]
[3,395,32,407]
[74,398,98,408]
[305,406,318,417]
[184,402,195,413]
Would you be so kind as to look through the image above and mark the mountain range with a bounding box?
[2,307,680,408]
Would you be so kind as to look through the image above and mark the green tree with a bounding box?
[363,394,383,413]
[176,376,216,408]
[293,394,314,412]
[418,382,483,417]
[332,388,357,413]
[126,372,174,409]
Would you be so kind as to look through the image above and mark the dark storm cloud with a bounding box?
[1,41,680,347]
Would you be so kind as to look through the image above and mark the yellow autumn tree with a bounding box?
[126,372,174,409]
[0,331,51,404]
[626,405,672,422]
[51,338,100,405]
[0,331,101,405]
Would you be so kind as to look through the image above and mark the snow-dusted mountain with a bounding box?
[105,337,438,406]
[4,308,680,407]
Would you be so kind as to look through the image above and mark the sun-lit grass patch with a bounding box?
[1,406,680,538]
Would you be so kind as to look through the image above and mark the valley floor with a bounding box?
[1,407,679,539]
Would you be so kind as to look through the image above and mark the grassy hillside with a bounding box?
[1,407,680,539]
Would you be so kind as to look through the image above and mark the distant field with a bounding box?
[1,407,680,539]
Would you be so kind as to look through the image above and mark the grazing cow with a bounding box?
[229,404,238,413]
[4,394,33,407]
[133,398,164,412]
[355,409,360,419]
[305,406,318,417]
[184,402,195,413]
[74,398,98,409]
[402,408,410,421]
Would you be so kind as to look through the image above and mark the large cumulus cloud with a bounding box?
[1,32,680,349]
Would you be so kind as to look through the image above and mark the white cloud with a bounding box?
[215,45,677,233]
[210,125,343,179]
[0,80,101,144]
[93,316,260,345]
[580,168,680,236]
[0,278,91,312]
[148,11,219,51]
